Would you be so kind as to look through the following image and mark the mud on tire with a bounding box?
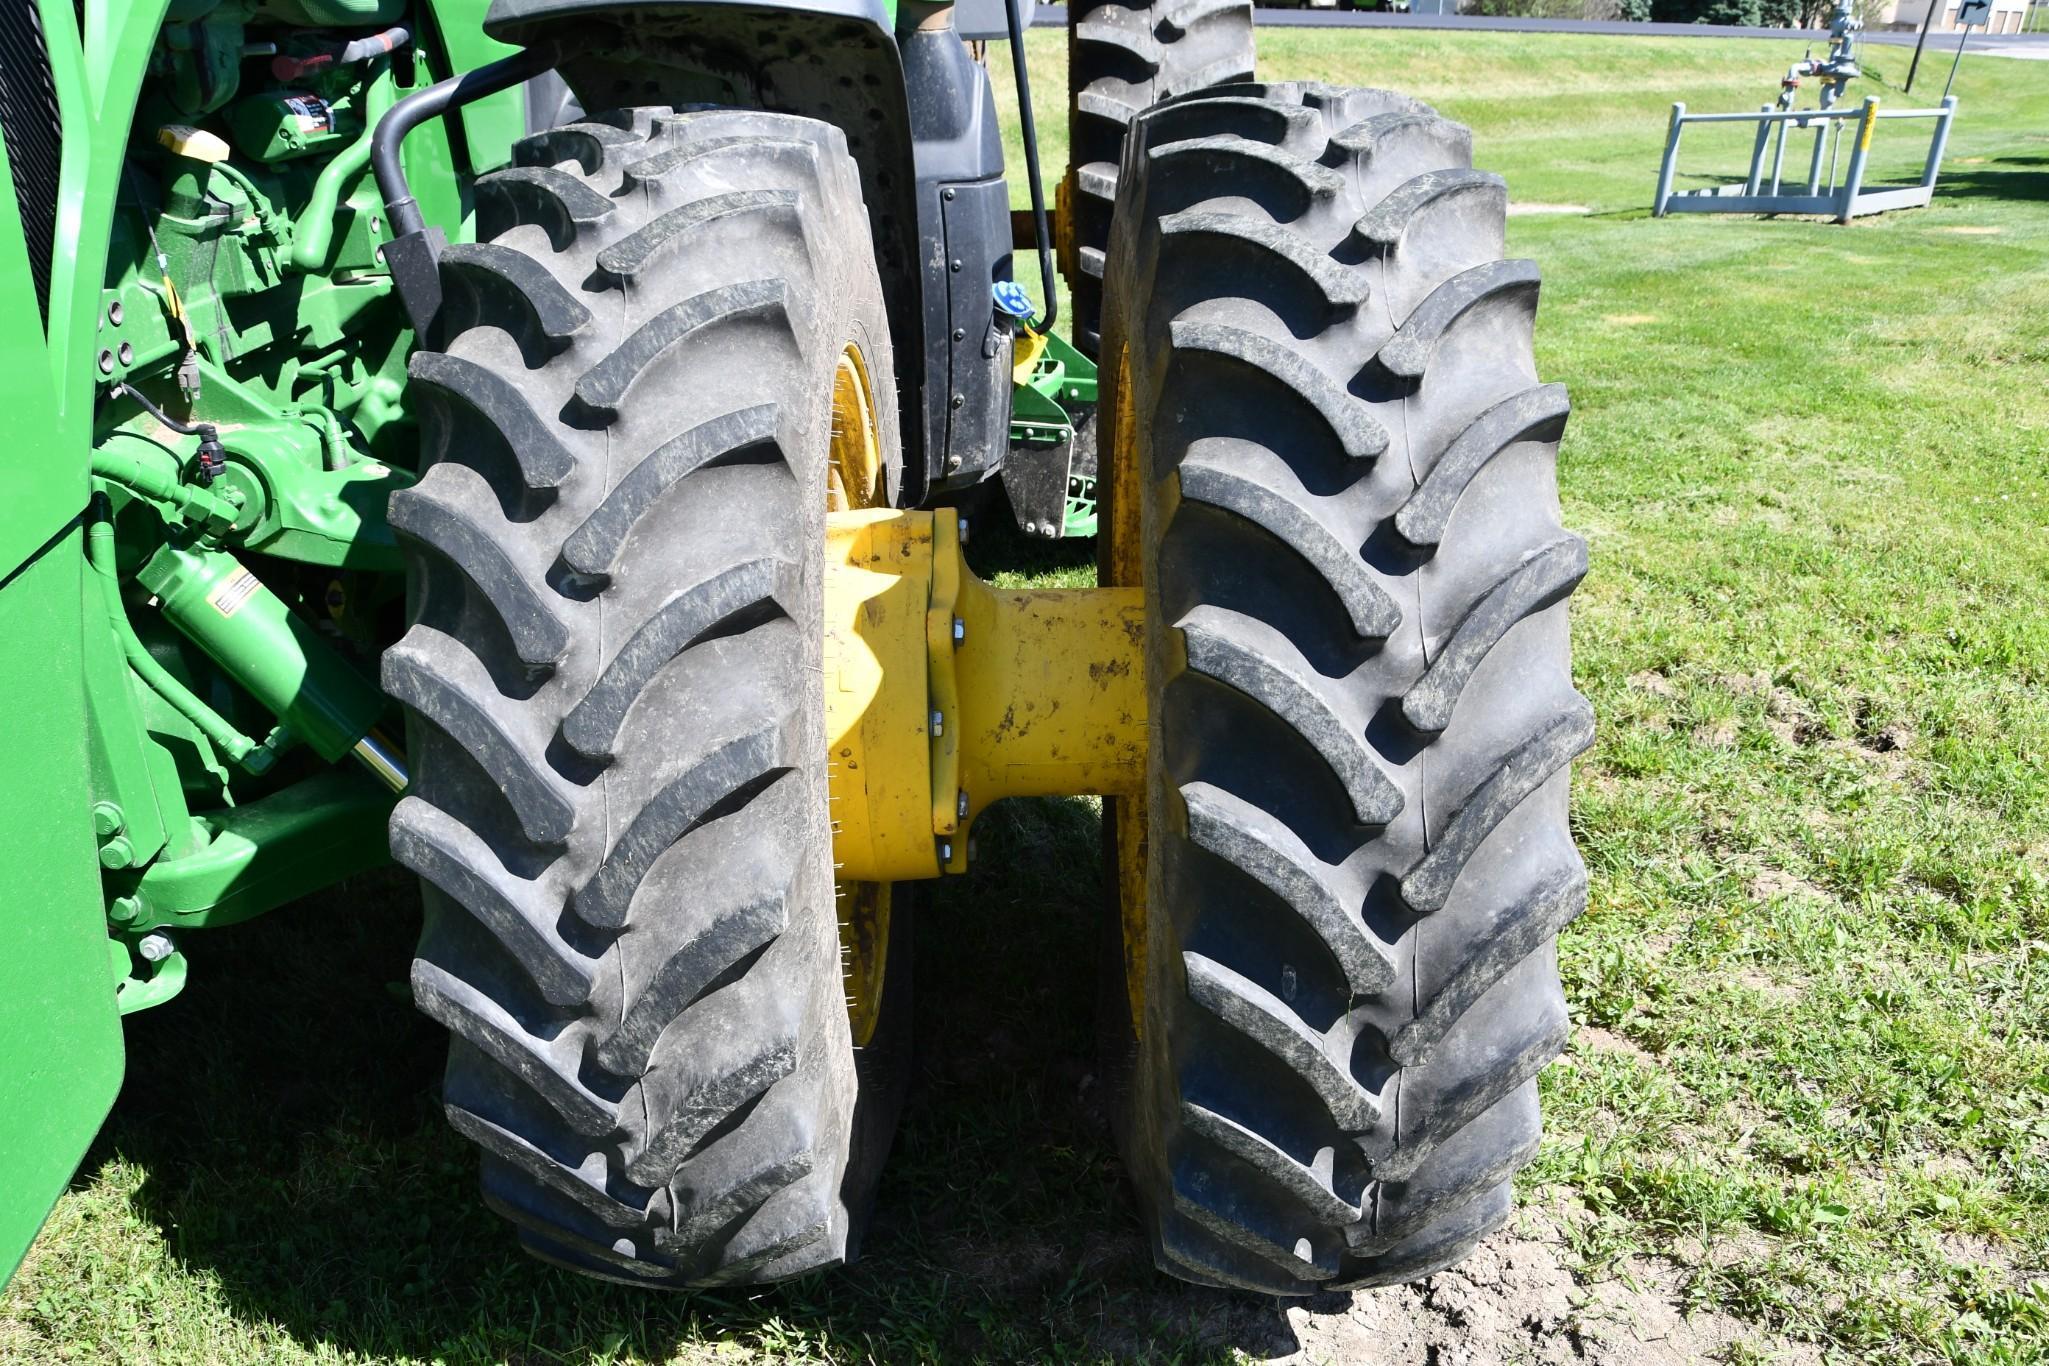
[388,108,908,1286]
[1099,82,1592,1293]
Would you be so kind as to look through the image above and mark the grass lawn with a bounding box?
[6,25,2049,1366]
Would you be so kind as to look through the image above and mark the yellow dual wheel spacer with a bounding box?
[821,345,1150,1046]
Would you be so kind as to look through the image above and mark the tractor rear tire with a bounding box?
[1065,0,1255,356]
[1098,83,1592,1293]
[387,108,909,1286]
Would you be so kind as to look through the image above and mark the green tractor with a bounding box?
[0,0,1588,1293]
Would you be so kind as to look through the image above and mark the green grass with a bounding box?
[8,29,2049,1365]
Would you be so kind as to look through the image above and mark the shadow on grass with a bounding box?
[1932,154,2049,203]
[90,793,1303,1361]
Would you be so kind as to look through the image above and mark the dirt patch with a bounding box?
[1509,202,1591,216]
[1194,1223,1820,1365]
[1735,967,1801,1005]
[1749,869,1833,906]
[1574,1025,1662,1066]
[1602,313,1658,326]
[1694,718,1740,749]
[1937,225,2001,234]
[1627,670,1679,699]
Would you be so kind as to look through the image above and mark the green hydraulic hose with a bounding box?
[292,59,397,274]
[84,495,285,775]
[90,441,240,532]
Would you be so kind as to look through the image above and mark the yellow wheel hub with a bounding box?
[818,342,1152,1048]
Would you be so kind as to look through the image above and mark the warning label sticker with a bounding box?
[208,567,263,618]
[281,94,333,134]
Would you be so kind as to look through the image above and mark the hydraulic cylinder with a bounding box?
[136,541,402,788]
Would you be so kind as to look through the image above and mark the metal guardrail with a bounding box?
[1653,95,1960,223]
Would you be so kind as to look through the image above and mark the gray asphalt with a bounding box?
[1033,4,2049,57]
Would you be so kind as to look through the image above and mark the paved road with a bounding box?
[1035,3,2049,57]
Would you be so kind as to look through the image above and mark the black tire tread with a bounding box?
[391,109,899,1286]
[1065,0,1255,355]
[1105,84,1590,1294]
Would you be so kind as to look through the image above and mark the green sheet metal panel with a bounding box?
[0,0,126,1283]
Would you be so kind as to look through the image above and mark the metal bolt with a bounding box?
[98,836,134,870]
[949,258,962,273]
[942,187,956,200]
[90,801,123,836]
[106,301,123,326]
[940,840,953,864]
[137,932,175,963]
[97,349,114,374]
[946,454,963,471]
[952,327,965,342]
[1040,522,1059,539]
[952,616,965,646]
[950,393,965,409]
[957,789,969,819]
[958,519,970,545]
[930,710,944,737]
[117,342,134,365]
[107,896,142,927]
[1023,520,1038,535]
[370,215,382,235]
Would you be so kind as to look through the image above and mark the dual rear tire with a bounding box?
[1097,81,1589,1292]
[389,109,909,1284]
[389,81,1587,1293]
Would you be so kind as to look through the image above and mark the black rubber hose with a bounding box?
[272,25,411,80]
[339,25,411,65]
[1003,0,1058,333]
[106,381,200,435]
[373,42,561,239]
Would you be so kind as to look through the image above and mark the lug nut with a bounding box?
[107,896,142,927]
[939,840,953,864]
[137,932,175,963]
[90,801,123,836]
[98,836,134,870]
[957,789,970,819]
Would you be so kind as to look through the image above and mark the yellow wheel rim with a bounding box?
[829,343,892,1046]
[1104,337,1149,1038]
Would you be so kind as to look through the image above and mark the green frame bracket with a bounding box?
[112,767,396,934]
[1008,328,1100,538]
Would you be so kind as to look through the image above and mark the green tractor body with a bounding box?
[1,0,1590,1296]
[0,0,527,1278]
